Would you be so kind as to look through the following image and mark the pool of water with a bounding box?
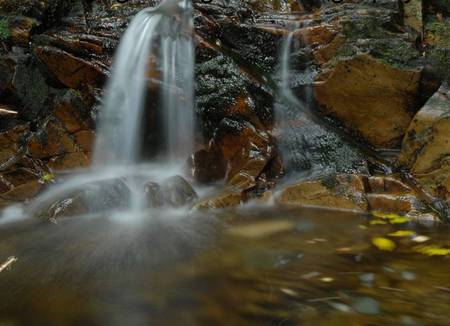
[0,208,449,325]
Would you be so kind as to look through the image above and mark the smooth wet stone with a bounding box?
[275,174,368,212]
[45,179,131,219]
[144,181,164,208]
[161,176,198,207]
[314,54,422,149]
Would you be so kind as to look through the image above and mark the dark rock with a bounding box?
[45,178,131,219]
[144,181,164,208]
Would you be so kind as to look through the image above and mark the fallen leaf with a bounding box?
[372,237,396,251]
[388,230,416,237]
[414,245,450,256]
[389,217,411,224]
[370,220,387,225]
[372,212,403,220]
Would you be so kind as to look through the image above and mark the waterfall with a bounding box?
[94,0,195,165]
[0,0,197,220]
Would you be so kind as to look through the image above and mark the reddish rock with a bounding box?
[34,46,106,89]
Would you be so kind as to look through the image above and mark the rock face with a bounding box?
[314,54,422,148]
[275,173,437,221]
[0,0,447,215]
[398,85,450,203]
[275,174,368,212]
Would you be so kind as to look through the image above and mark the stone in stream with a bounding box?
[160,176,198,207]
[143,181,165,208]
[45,179,131,219]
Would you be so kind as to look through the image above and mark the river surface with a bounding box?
[0,208,449,325]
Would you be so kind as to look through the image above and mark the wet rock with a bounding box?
[144,181,164,208]
[192,188,245,210]
[189,147,227,184]
[27,117,90,171]
[1,50,51,120]
[0,167,42,201]
[314,54,422,149]
[45,179,131,219]
[214,118,279,189]
[275,174,368,211]
[161,175,198,207]
[34,46,106,89]
[398,85,450,204]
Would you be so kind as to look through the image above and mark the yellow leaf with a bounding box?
[388,230,416,237]
[372,237,396,251]
[414,245,450,256]
[389,217,411,224]
[40,173,55,184]
[372,211,403,220]
[370,220,387,225]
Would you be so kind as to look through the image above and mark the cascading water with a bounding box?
[0,0,196,222]
[94,0,195,165]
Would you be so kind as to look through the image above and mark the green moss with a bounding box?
[320,174,339,190]
[429,47,450,85]
[425,19,450,46]
[0,18,9,42]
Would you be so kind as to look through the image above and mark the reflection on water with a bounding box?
[0,208,449,325]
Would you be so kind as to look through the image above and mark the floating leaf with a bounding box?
[370,220,387,225]
[320,277,334,282]
[388,230,416,237]
[414,245,450,256]
[372,237,396,251]
[389,217,411,224]
[372,211,403,220]
[358,225,368,230]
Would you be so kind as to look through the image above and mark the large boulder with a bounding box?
[314,54,422,149]
[398,85,450,204]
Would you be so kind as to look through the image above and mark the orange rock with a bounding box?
[275,174,368,211]
[34,46,106,89]
[314,54,422,149]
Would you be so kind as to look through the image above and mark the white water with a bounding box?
[1,0,196,223]
[94,0,195,165]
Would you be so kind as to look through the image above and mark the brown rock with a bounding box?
[189,147,226,184]
[0,168,41,201]
[34,46,106,89]
[214,119,277,189]
[398,85,450,202]
[192,189,245,210]
[367,193,423,214]
[314,54,422,148]
[275,174,368,212]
